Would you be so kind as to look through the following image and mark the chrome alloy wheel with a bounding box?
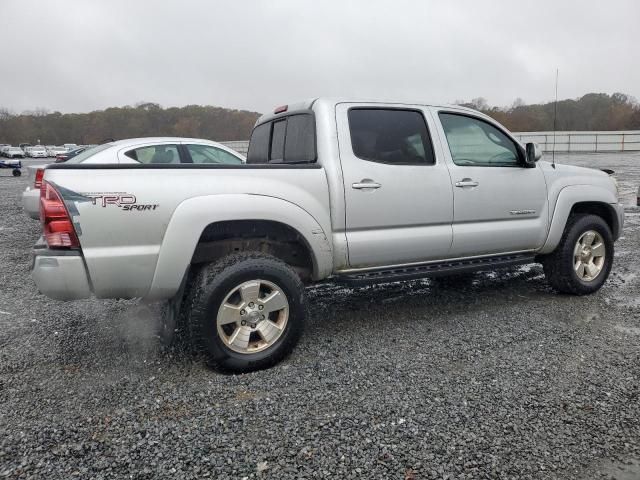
[216,279,289,354]
[573,230,606,282]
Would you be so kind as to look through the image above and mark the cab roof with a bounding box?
[256,97,486,125]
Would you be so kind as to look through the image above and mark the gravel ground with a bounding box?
[1,153,639,479]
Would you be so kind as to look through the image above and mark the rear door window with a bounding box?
[347,108,435,165]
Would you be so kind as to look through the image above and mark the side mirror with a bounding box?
[525,142,542,167]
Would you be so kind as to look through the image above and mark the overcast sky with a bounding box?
[1,0,638,114]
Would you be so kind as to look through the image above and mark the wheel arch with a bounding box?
[191,219,317,282]
[568,202,619,238]
[145,194,333,301]
[539,185,619,254]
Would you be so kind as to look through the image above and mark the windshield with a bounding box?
[66,144,110,163]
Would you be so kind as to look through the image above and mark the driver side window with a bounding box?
[439,113,520,167]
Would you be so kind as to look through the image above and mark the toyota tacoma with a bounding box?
[31,98,624,372]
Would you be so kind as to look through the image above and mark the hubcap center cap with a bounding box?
[244,306,263,327]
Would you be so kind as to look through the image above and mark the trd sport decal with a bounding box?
[84,192,159,211]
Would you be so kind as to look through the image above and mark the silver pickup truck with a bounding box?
[32,98,624,372]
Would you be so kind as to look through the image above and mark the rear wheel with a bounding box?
[12,169,21,177]
[183,252,305,373]
[541,214,614,295]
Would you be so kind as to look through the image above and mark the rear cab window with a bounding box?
[247,112,316,164]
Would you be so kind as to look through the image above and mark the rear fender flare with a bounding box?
[145,194,333,300]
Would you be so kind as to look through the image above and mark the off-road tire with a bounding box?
[541,214,614,295]
[182,251,305,373]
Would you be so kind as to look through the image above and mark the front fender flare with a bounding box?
[539,184,618,254]
[145,194,333,300]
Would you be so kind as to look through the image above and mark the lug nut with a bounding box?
[249,302,254,308]
[258,305,264,310]
[261,315,265,320]
[240,310,246,316]
[241,320,246,326]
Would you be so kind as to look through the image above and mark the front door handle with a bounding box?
[455,179,479,188]
[352,181,381,190]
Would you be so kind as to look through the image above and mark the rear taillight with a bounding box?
[40,181,79,248]
[34,168,44,188]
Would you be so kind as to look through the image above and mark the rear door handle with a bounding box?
[455,179,479,188]
[352,181,381,190]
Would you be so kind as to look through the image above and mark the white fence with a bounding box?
[512,131,640,153]
[222,130,640,156]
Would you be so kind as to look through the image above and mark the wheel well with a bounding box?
[569,202,618,237]
[191,220,315,282]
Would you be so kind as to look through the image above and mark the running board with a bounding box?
[336,253,536,286]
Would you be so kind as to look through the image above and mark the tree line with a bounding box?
[0,103,260,145]
[1,93,639,145]
[458,92,640,132]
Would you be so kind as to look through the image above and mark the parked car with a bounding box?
[4,147,25,158]
[27,146,48,158]
[47,146,67,157]
[31,99,623,373]
[23,138,242,219]
[45,146,56,157]
[63,143,78,151]
[0,145,12,156]
[55,145,95,163]
[0,158,22,176]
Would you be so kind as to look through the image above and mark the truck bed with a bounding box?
[43,163,332,299]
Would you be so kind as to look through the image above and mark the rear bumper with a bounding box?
[22,187,40,219]
[31,239,92,300]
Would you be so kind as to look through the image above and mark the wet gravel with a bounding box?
[1,154,639,479]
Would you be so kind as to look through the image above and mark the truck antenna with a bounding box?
[551,68,558,169]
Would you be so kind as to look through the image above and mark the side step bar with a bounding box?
[335,253,537,286]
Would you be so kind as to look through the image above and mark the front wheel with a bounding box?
[183,252,305,373]
[12,169,21,177]
[541,214,614,295]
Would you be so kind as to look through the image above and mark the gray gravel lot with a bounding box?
[1,153,639,479]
